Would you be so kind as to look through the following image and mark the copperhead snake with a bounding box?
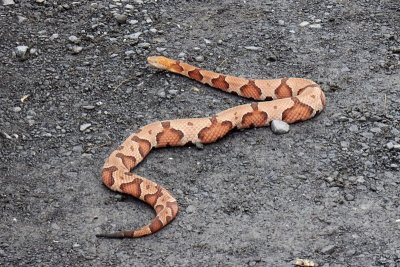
[97,56,326,238]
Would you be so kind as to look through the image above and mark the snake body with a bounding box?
[97,56,326,238]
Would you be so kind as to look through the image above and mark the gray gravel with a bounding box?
[1,0,399,266]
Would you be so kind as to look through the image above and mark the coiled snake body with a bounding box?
[97,56,326,238]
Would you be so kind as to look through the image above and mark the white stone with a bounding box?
[309,24,322,29]
[299,21,310,27]
[50,33,59,40]
[271,120,290,134]
[3,0,15,6]
[15,46,29,60]
[80,123,91,131]
[245,46,262,51]
[68,35,80,44]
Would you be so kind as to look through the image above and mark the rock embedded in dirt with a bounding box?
[79,123,92,131]
[68,35,80,44]
[14,45,29,60]
[2,0,15,5]
[114,14,127,24]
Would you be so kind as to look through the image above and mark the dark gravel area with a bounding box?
[1,0,399,266]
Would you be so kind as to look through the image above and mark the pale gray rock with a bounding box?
[271,120,290,134]
[3,0,15,5]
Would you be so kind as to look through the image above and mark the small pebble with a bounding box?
[157,89,166,98]
[42,132,52,137]
[70,45,83,54]
[80,123,92,131]
[349,125,358,132]
[15,45,29,60]
[278,20,285,25]
[195,142,204,149]
[29,48,38,56]
[13,107,22,112]
[17,15,27,23]
[137,42,150,48]
[356,176,365,183]
[194,55,204,62]
[72,145,83,153]
[344,193,355,201]
[68,35,80,44]
[271,120,290,134]
[244,46,262,51]
[340,141,349,148]
[128,19,139,25]
[125,50,134,56]
[1,132,12,139]
[309,24,322,29]
[386,142,394,149]
[204,38,212,44]
[51,223,61,230]
[114,14,127,24]
[82,105,95,110]
[3,0,15,5]
[168,89,178,95]
[50,33,59,40]
[156,47,166,52]
[299,21,310,27]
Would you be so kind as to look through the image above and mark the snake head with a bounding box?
[147,56,174,70]
[147,56,184,74]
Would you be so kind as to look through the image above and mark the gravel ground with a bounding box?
[1,0,399,266]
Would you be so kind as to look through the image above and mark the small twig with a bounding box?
[383,93,387,116]
[113,77,135,92]
[217,58,227,68]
